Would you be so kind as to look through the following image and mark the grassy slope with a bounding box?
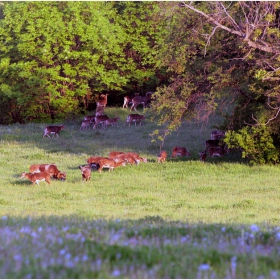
[0,107,279,226]
[1,107,280,278]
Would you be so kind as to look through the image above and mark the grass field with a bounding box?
[1,107,280,278]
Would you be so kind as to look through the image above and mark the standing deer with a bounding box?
[123,93,139,109]
[96,94,109,111]
[79,165,91,182]
[43,125,65,138]
[20,172,51,185]
[126,114,145,126]
[130,92,153,112]
[158,151,167,163]
[104,116,119,128]
[93,115,109,129]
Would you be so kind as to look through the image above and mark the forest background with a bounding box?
[1,1,280,164]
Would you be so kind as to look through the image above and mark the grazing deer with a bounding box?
[30,164,66,181]
[126,114,145,126]
[97,158,126,173]
[79,165,91,182]
[43,125,65,138]
[109,156,128,164]
[124,152,147,163]
[108,151,125,158]
[29,163,56,173]
[171,147,191,158]
[104,116,119,128]
[87,156,105,165]
[130,92,153,112]
[123,93,139,109]
[20,172,51,185]
[158,151,167,163]
[117,154,138,165]
[93,115,109,129]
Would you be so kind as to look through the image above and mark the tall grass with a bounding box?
[1,107,280,278]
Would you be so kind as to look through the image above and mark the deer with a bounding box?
[205,139,220,149]
[104,116,119,128]
[97,158,126,173]
[123,93,139,109]
[124,152,147,163]
[126,114,145,126]
[20,172,51,185]
[82,115,95,129]
[30,164,66,181]
[43,125,65,138]
[29,163,56,173]
[208,146,229,157]
[108,151,125,158]
[93,115,109,129]
[79,165,91,182]
[80,120,91,131]
[96,93,109,111]
[87,156,104,165]
[199,150,207,162]
[130,92,153,112]
[171,147,191,158]
[108,152,138,165]
[158,151,167,163]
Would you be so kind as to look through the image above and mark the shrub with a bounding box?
[224,126,279,165]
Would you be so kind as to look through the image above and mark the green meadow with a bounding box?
[1,107,280,278]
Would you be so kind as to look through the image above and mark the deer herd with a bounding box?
[20,92,230,185]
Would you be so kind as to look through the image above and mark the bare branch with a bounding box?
[265,107,280,125]
[181,2,280,55]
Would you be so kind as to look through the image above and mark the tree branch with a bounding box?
[181,2,280,55]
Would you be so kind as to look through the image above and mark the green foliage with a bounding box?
[0,2,162,123]
[224,126,279,164]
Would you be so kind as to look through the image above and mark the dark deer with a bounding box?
[130,92,153,112]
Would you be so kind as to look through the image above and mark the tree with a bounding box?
[0,2,162,123]
[150,1,280,163]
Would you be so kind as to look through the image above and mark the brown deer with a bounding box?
[104,116,119,128]
[112,153,138,165]
[20,172,51,185]
[171,147,191,158]
[79,165,91,182]
[97,158,126,173]
[82,115,95,129]
[108,151,125,158]
[96,93,109,110]
[80,120,91,131]
[87,156,105,165]
[29,163,56,173]
[130,92,153,112]
[126,114,145,126]
[158,151,167,163]
[93,115,109,129]
[124,152,147,163]
[30,164,66,181]
[123,93,139,108]
[43,125,65,138]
